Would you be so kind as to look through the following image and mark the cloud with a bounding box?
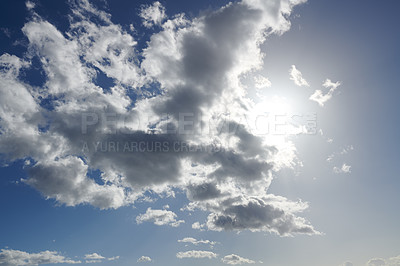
[333,163,351,174]
[25,1,35,10]
[366,255,400,266]
[339,262,353,266]
[0,249,80,266]
[176,250,217,259]
[289,65,309,87]
[137,256,152,263]
[367,258,387,266]
[178,237,217,247]
[196,195,320,236]
[309,79,341,106]
[83,253,119,263]
[139,1,166,28]
[221,254,256,265]
[0,0,318,236]
[254,75,272,89]
[327,145,354,162]
[136,208,185,227]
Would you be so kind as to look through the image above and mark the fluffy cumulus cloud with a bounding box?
[0,249,80,266]
[137,256,152,263]
[289,65,309,87]
[176,250,217,259]
[139,1,167,28]
[0,0,320,236]
[221,254,256,265]
[136,208,184,227]
[309,79,341,106]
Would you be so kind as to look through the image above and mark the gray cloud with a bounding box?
[0,0,318,236]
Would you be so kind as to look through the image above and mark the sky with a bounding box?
[0,0,400,266]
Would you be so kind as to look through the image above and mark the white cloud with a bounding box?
[289,65,309,87]
[339,262,353,266]
[333,163,351,174]
[309,79,341,106]
[84,253,104,260]
[191,222,205,231]
[83,252,118,263]
[137,256,152,263]
[176,250,217,259]
[178,237,217,247]
[136,208,185,227]
[327,145,354,162]
[139,1,166,28]
[222,254,256,265]
[0,0,318,237]
[254,75,272,89]
[366,255,400,266]
[25,1,35,10]
[0,249,81,266]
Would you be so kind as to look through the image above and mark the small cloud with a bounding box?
[254,75,272,89]
[178,237,217,248]
[339,262,353,266]
[333,163,351,174]
[176,250,217,259]
[192,222,206,231]
[25,1,35,10]
[84,253,105,260]
[289,65,309,87]
[84,252,119,263]
[309,79,341,106]
[137,256,152,263]
[222,254,256,265]
[139,1,167,28]
[136,208,185,227]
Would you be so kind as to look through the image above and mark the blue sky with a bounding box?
[1,0,400,266]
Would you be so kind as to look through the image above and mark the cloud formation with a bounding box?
[309,79,341,106]
[178,237,217,247]
[333,163,351,174]
[366,255,400,266]
[136,208,185,227]
[137,256,152,263]
[0,0,318,236]
[176,250,217,259]
[139,1,167,28]
[0,249,80,266]
[289,65,309,87]
[221,254,256,265]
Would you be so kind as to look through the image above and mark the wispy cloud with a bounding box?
[178,237,217,248]
[309,79,341,106]
[289,65,309,87]
[333,163,352,174]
